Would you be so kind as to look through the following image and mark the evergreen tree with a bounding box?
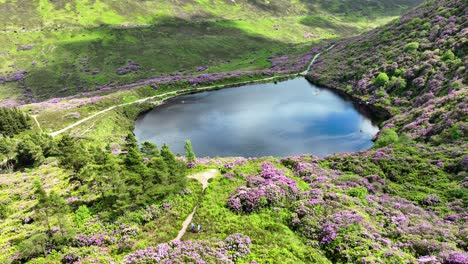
[140,156,171,202]
[147,157,170,185]
[125,147,144,168]
[16,138,44,166]
[57,135,90,172]
[160,144,186,190]
[0,138,16,168]
[89,146,111,165]
[140,142,159,157]
[17,233,48,260]
[161,144,179,174]
[184,139,196,162]
[0,107,31,137]
[124,132,138,150]
[79,158,130,217]
[33,180,73,247]
[31,133,58,157]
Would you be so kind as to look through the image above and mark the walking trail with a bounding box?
[50,44,334,137]
[32,115,42,132]
[172,169,218,241]
[300,44,335,76]
[50,76,286,137]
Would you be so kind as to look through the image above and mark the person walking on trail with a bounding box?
[190,223,195,233]
[197,224,202,233]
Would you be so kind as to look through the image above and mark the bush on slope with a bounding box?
[308,0,467,143]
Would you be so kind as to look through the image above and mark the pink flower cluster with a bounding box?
[227,162,299,213]
[123,233,251,264]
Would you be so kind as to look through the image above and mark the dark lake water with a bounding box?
[134,78,380,157]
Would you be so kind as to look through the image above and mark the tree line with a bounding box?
[0,107,31,137]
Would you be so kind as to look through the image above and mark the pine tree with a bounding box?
[16,138,44,166]
[144,156,171,201]
[33,180,73,246]
[160,144,186,190]
[124,132,138,150]
[0,107,31,137]
[0,138,16,165]
[57,135,90,172]
[140,141,159,157]
[161,144,179,175]
[184,140,196,162]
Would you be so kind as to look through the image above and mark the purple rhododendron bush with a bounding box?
[0,0,467,263]
[211,156,466,263]
[307,0,467,144]
[123,234,251,264]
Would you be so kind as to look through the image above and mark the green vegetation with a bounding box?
[373,72,389,87]
[0,107,31,137]
[0,0,466,263]
[185,140,196,163]
[0,0,422,102]
[403,41,419,52]
[0,130,193,262]
[374,128,399,148]
[308,0,467,143]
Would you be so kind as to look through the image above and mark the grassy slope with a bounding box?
[0,0,422,102]
[308,0,467,144]
[2,0,467,263]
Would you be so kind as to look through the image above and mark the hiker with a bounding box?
[190,223,195,233]
[197,224,202,233]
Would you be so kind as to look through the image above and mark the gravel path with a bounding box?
[50,76,288,137]
[32,115,42,132]
[300,44,335,76]
[188,169,218,191]
[172,169,218,241]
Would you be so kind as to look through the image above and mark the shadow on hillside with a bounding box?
[18,16,313,101]
[299,0,423,17]
[299,15,362,36]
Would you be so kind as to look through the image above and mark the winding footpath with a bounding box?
[50,44,334,137]
[32,115,42,132]
[172,169,218,241]
[300,44,335,76]
[50,76,286,137]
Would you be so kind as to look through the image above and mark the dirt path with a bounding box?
[173,207,198,241]
[172,169,218,241]
[32,115,42,132]
[50,45,333,137]
[50,75,288,137]
[188,169,218,191]
[300,44,335,76]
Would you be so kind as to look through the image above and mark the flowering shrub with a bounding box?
[116,61,140,75]
[74,233,116,247]
[123,234,251,263]
[227,162,299,213]
[306,0,466,144]
[223,233,252,261]
[440,251,468,264]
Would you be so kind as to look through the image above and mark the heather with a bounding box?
[183,153,466,263]
[307,0,467,143]
[123,234,251,264]
[0,0,422,103]
[0,132,195,262]
[0,0,466,263]
[0,142,466,263]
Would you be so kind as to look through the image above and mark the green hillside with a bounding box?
[1,0,422,29]
[0,0,422,103]
[0,0,466,263]
[308,0,467,144]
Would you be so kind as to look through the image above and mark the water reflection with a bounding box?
[134,78,380,157]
